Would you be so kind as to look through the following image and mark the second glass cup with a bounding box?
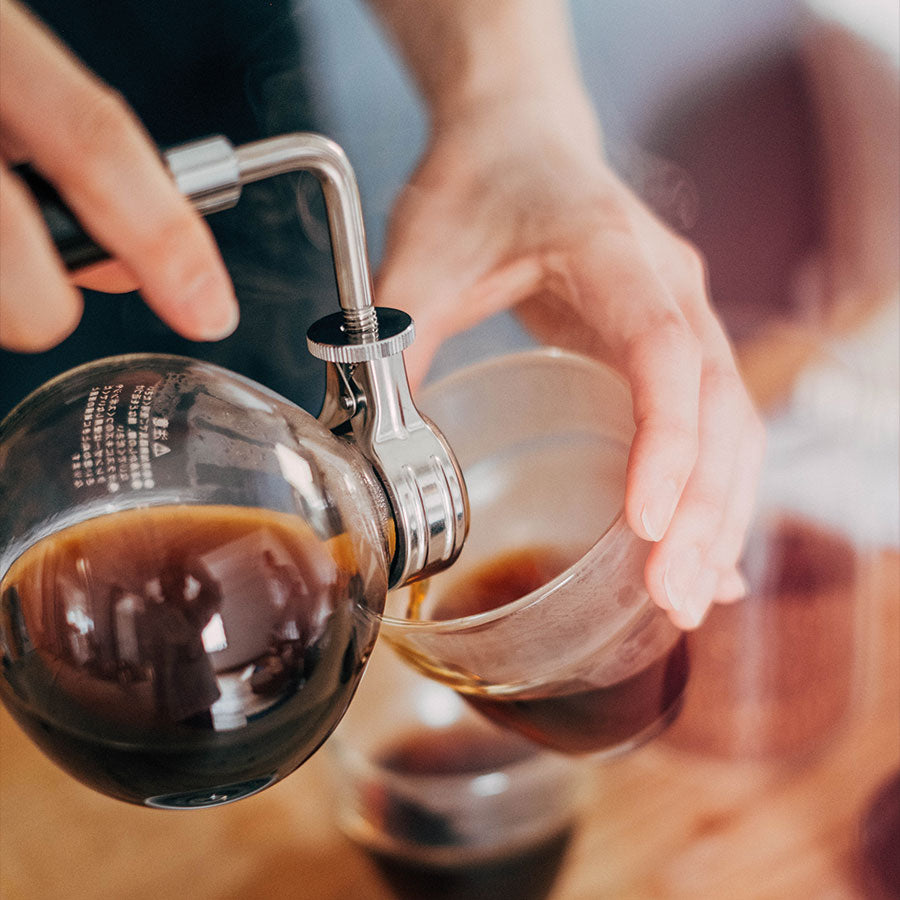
[328,642,588,900]
[381,348,688,757]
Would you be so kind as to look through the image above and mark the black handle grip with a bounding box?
[14,165,109,271]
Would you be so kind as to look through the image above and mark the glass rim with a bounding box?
[327,720,584,785]
[379,345,640,635]
[420,344,630,405]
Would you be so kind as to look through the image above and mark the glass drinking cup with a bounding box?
[381,348,688,757]
[327,641,589,900]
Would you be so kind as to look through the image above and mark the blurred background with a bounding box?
[2,1,897,898]
[304,0,804,375]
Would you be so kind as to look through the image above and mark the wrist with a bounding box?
[424,5,594,135]
[370,0,600,148]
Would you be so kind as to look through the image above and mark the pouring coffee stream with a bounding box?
[0,134,468,808]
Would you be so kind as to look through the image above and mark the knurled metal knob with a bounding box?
[307,308,415,364]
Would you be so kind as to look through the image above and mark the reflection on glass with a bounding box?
[0,504,383,807]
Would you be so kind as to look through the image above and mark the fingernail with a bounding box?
[662,545,701,614]
[184,272,239,340]
[640,478,680,542]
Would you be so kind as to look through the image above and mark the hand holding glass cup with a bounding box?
[381,348,689,757]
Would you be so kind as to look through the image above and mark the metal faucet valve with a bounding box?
[169,134,469,588]
[17,132,468,588]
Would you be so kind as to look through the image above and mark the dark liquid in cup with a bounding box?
[0,505,382,807]
[412,547,689,755]
[464,641,688,755]
[361,723,576,900]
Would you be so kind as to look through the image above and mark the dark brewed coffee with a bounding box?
[0,504,383,807]
[368,829,575,900]
[414,546,688,754]
[463,640,688,755]
[415,546,576,620]
[363,722,576,900]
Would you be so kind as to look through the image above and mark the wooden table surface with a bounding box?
[1,549,896,900]
[2,326,898,900]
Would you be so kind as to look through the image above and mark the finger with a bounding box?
[377,242,468,386]
[621,312,702,545]
[679,314,765,605]
[377,185,544,383]
[0,1,238,341]
[644,358,751,626]
[714,567,749,604]
[666,567,720,631]
[0,164,82,350]
[560,228,704,549]
[413,257,546,385]
[710,412,765,571]
[709,400,765,603]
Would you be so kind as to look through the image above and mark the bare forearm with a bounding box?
[365,0,595,130]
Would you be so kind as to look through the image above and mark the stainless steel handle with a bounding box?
[172,134,470,588]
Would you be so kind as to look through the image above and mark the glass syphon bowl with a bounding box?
[0,353,394,808]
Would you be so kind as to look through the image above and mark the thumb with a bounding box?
[378,242,546,387]
[375,241,463,388]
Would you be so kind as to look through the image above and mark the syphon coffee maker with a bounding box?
[0,134,469,808]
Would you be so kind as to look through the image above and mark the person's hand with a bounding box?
[0,0,237,352]
[377,94,765,630]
